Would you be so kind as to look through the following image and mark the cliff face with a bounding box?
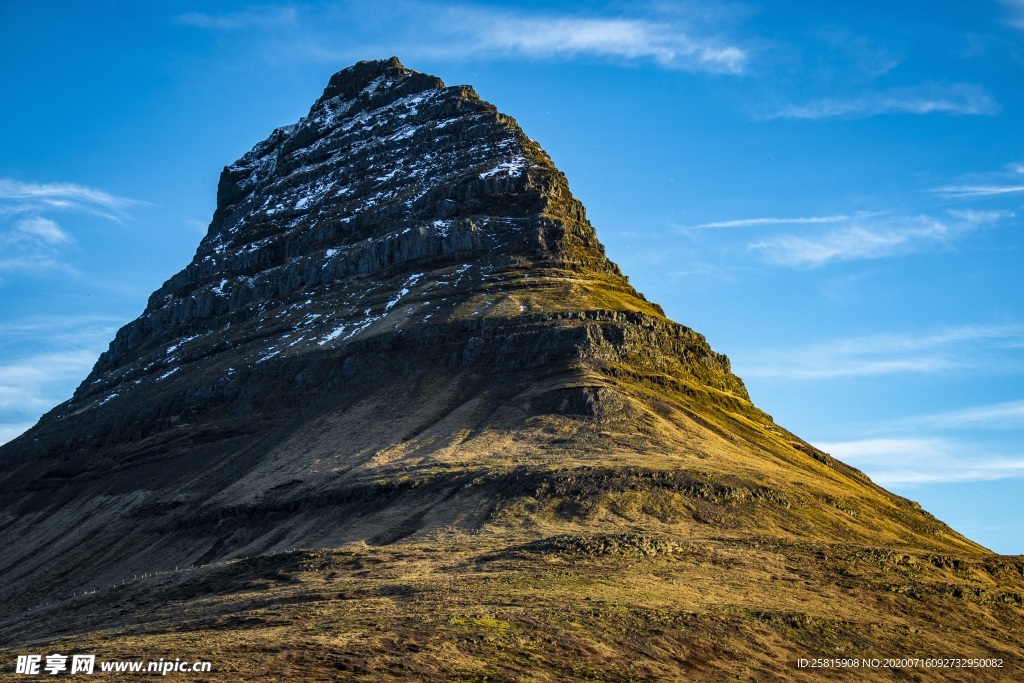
[0,59,986,616]
[92,56,652,373]
[29,57,740,449]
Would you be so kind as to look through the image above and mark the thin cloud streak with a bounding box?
[0,217,78,275]
[684,215,851,230]
[927,160,1024,200]
[6,217,73,246]
[0,256,79,277]
[766,83,998,119]
[176,7,298,30]
[0,314,123,338]
[930,184,1024,198]
[0,421,36,447]
[0,386,54,413]
[748,210,1011,267]
[177,2,750,75]
[911,400,1024,430]
[742,324,1023,379]
[0,179,142,276]
[0,349,100,384]
[0,349,98,411]
[456,13,748,74]
[0,318,117,443]
[0,178,140,220]
[0,316,119,440]
[998,0,1024,29]
[814,437,1024,485]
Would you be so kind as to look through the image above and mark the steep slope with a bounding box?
[1,58,1020,681]
[0,56,982,596]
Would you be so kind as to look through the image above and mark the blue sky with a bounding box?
[1,1,1021,552]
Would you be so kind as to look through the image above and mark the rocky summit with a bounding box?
[1,58,1021,681]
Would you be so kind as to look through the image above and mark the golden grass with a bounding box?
[4,533,1020,682]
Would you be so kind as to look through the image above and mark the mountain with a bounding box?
[1,57,1021,681]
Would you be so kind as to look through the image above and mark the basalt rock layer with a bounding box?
[1,59,1021,681]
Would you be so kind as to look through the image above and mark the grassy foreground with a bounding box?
[3,529,1021,682]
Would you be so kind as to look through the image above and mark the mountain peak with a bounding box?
[82,57,660,389]
[0,59,985,618]
[315,56,445,111]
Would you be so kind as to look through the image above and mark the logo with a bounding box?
[16,654,95,675]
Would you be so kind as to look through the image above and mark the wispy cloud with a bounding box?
[814,437,1024,485]
[184,218,209,235]
[0,314,122,338]
[832,399,1024,436]
[5,217,73,246]
[813,29,903,81]
[0,179,141,277]
[0,349,98,412]
[0,315,119,445]
[929,161,1024,199]
[0,217,77,275]
[449,11,748,74]
[742,324,1023,379]
[907,400,1024,431]
[807,399,1024,486]
[176,7,298,30]
[998,0,1024,29]
[748,209,1011,267]
[0,421,36,447]
[930,185,1024,199]
[0,178,140,223]
[176,3,749,75]
[766,83,998,119]
[682,214,852,230]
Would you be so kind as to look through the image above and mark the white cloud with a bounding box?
[929,161,1024,199]
[998,0,1024,29]
[909,400,1024,430]
[0,315,120,445]
[930,184,1024,199]
[751,224,928,266]
[189,3,751,75]
[805,400,1024,486]
[0,314,122,341]
[452,12,748,74]
[813,30,903,81]
[683,214,851,230]
[0,179,141,277]
[814,437,1024,485]
[0,256,76,276]
[0,349,98,411]
[176,7,298,30]
[0,348,100,384]
[184,218,209,235]
[766,83,998,119]
[0,178,139,222]
[748,210,1010,267]
[743,324,1023,379]
[10,217,73,246]
[0,421,36,447]
[819,437,943,460]
[0,385,53,413]
[0,217,77,275]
